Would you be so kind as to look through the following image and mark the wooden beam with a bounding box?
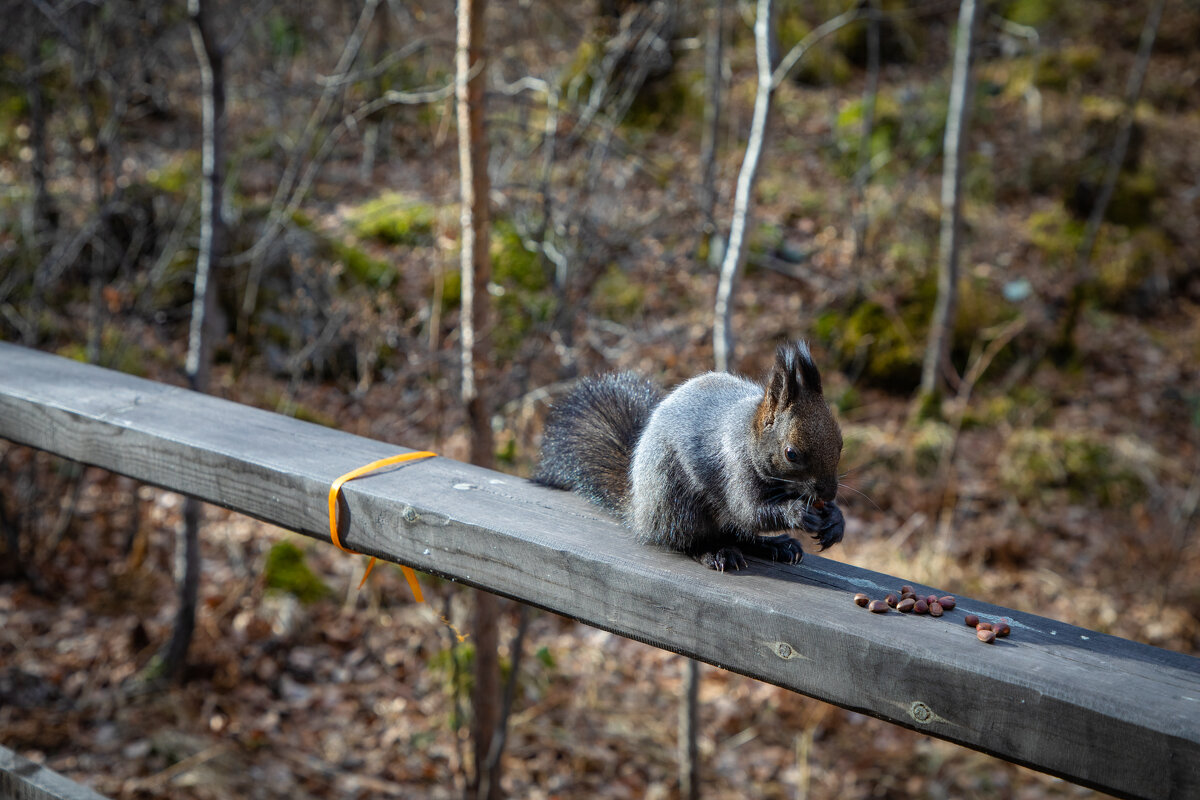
[0,744,111,800]
[1,341,1198,800]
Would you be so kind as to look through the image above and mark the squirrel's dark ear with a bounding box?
[766,343,802,410]
[759,342,823,431]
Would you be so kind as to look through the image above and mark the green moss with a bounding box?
[265,12,303,60]
[146,154,201,196]
[961,385,1052,429]
[331,237,396,287]
[440,268,462,311]
[263,540,330,604]
[1095,227,1176,309]
[815,302,921,391]
[910,420,952,476]
[592,264,645,322]
[1027,204,1085,263]
[349,192,436,246]
[624,69,702,133]
[56,328,157,376]
[999,429,1151,506]
[1105,168,1160,228]
[489,219,555,357]
[492,220,546,291]
[429,642,475,727]
[1034,44,1103,90]
[1000,0,1057,27]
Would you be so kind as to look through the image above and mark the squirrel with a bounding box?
[533,341,845,571]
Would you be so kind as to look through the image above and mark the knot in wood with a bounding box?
[909,701,934,725]
[773,641,797,660]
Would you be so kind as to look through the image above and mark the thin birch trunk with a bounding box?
[713,0,774,374]
[919,0,979,399]
[713,2,863,373]
[164,0,226,681]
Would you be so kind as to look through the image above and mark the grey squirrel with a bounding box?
[533,342,845,571]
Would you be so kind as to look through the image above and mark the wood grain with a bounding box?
[0,744,111,800]
[1,341,1198,800]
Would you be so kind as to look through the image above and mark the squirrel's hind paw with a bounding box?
[696,546,748,572]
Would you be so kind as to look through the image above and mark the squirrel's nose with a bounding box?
[816,479,838,503]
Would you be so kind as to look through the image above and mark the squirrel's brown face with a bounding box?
[753,342,843,503]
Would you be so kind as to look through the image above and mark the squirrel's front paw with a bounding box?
[749,533,804,565]
[801,501,845,550]
[696,546,748,572]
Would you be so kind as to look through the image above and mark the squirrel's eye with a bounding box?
[784,445,801,464]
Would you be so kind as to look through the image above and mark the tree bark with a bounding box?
[164,0,226,682]
[456,1,502,797]
[919,0,979,400]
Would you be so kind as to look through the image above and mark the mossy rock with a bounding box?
[998,429,1152,506]
[348,192,436,247]
[263,540,330,604]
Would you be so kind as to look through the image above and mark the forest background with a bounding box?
[1,0,1199,798]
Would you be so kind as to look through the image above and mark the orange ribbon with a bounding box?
[328,451,436,600]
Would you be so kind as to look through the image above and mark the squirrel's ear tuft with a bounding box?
[772,341,822,399]
[790,341,823,396]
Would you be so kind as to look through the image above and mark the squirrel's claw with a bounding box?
[803,501,845,550]
[750,533,805,565]
[697,546,748,572]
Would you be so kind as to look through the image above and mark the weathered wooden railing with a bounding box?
[1,340,1198,800]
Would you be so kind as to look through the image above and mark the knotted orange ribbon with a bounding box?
[328,451,436,601]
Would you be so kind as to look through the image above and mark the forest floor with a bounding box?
[3,0,1200,798]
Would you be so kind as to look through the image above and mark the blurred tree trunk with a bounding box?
[851,0,880,265]
[679,658,701,800]
[1054,0,1165,359]
[919,0,979,402]
[163,0,227,682]
[698,0,724,264]
[456,1,502,797]
[685,4,729,785]
[713,0,775,373]
[23,29,57,246]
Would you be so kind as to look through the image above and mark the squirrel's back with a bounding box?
[532,372,663,513]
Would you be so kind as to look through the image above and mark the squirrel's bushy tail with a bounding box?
[533,372,663,514]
